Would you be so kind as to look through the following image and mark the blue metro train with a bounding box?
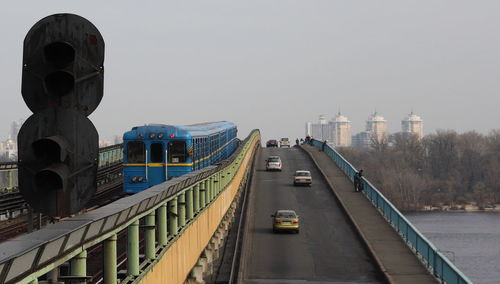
[123,121,238,194]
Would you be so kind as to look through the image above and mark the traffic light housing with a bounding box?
[18,14,104,217]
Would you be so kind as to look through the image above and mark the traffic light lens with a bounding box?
[35,169,63,191]
[45,71,74,96]
[44,42,75,68]
[33,138,64,163]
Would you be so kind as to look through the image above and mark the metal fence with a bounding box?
[0,144,124,192]
[310,139,472,284]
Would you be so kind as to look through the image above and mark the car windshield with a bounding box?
[281,138,289,141]
[296,172,310,176]
[268,157,280,162]
[277,212,296,218]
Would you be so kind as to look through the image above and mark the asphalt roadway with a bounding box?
[239,146,384,284]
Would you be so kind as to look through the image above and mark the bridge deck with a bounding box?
[240,147,382,283]
[302,145,437,283]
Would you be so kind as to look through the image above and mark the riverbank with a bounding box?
[417,204,500,212]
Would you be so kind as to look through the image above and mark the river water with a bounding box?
[405,211,500,284]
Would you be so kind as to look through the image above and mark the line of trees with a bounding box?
[338,130,500,211]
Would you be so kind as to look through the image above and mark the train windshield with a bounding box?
[127,141,145,163]
[150,143,164,163]
[168,141,186,163]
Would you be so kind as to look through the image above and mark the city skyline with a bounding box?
[306,110,425,147]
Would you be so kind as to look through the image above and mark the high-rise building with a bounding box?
[306,115,334,141]
[332,112,351,146]
[9,120,23,141]
[401,111,423,139]
[352,131,372,149]
[366,112,387,143]
[305,122,312,137]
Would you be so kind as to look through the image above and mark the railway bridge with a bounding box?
[0,130,471,284]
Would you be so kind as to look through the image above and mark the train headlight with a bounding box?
[149,133,155,139]
[158,133,164,139]
[138,176,144,182]
[132,176,138,182]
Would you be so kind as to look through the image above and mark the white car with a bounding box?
[293,170,312,186]
[280,138,290,148]
[266,156,282,171]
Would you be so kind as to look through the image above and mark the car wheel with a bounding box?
[296,229,299,234]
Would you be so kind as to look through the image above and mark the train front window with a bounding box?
[127,141,145,163]
[150,143,163,163]
[168,141,186,163]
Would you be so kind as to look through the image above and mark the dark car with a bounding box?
[266,139,278,147]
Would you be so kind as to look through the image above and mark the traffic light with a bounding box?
[18,14,104,217]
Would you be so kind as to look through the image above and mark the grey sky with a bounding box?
[1,1,499,142]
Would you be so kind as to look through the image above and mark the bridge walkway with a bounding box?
[302,145,437,284]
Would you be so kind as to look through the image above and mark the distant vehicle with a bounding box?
[266,156,282,171]
[293,170,312,186]
[122,121,239,194]
[271,210,300,233]
[280,138,290,148]
[266,139,278,147]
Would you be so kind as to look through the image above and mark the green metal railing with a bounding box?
[0,144,124,193]
[310,139,472,284]
[0,130,259,284]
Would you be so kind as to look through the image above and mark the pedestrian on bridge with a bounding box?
[296,138,299,146]
[321,140,327,152]
[354,170,364,192]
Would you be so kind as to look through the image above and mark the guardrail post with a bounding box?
[169,197,178,236]
[70,250,87,284]
[208,177,213,201]
[157,203,168,246]
[186,187,194,220]
[145,211,156,259]
[178,192,186,228]
[193,184,200,213]
[103,234,117,284]
[205,180,210,204]
[8,170,15,189]
[46,269,58,283]
[218,173,221,193]
[222,169,225,188]
[205,178,211,204]
[127,220,140,276]
[216,174,221,195]
[212,176,217,196]
[200,182,206,208]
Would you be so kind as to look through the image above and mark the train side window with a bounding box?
[127,141,145,163]
[150,143,163,163]
[168,141,186,163]
[194,138,198,161]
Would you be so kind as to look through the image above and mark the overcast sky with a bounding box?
[1,1,499,142]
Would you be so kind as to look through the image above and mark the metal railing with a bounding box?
[0,144,124,192]
[310,140,472,284]
[0,130,259,284]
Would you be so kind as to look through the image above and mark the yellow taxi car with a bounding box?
[271,210,300,233]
